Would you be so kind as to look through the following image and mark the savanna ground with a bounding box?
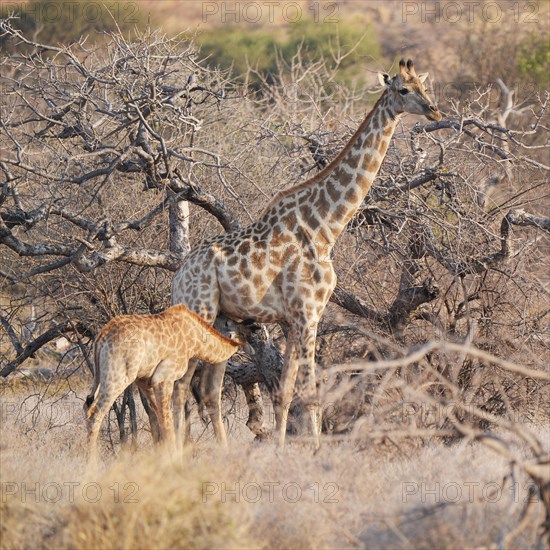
[1,1,549,548]
[1,385,548,549]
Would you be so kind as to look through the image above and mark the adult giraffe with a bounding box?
[171,59,442,448]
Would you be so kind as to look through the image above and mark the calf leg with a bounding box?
[138,387,161,443]
[173,358,199,448]
[199,361,228,447]
[243,383,266,438]
[153,381,176,453]
[85,387,120,468]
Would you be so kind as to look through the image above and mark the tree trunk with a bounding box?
[169,196,191,257]
[137,194,192,441]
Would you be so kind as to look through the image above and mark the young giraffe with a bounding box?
[171,59,442,448]
[83,304,241,464]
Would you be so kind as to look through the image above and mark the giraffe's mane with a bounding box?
[260,90,388,216]
[169,304,243,347]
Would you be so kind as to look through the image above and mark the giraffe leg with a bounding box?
[173,358,199,448]
[86,411,104,468]
[172,278,224,446]
[275,322,320,448]
[135,380,161,444]
[274,328,299,448]
[190,375,208,429]
[138,386,161,443]
[199,361,228,447]
[299,324,321,449]
[85,388,120,468]
[151,381,176,454]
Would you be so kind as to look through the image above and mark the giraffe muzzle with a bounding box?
[427,104,442,121]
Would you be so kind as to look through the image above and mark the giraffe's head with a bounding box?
[378,59,442,122]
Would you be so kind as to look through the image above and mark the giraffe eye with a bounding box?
[399,88,410,95]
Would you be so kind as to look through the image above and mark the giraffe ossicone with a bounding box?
[171,58,442,448]
[84,304,241,465]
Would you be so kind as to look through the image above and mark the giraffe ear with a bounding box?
[418,72,429,84]
[377,72,391,87]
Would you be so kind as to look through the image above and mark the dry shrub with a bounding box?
[319,343,550,438]
[50,452,254,550]
[0,489,42,550]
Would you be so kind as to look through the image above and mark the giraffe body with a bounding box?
[172,59,441,448]
[84,304,241,464]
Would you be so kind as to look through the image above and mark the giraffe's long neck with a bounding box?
[296,90,399,248]
[196,336,238,364]
[170,308,237,363]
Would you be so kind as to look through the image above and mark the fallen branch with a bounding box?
[0,321,92,378]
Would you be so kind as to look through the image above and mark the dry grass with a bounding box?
[0,385,546,549]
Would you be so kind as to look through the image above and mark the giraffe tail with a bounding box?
[84,384,100,419]
[84,339,101,419]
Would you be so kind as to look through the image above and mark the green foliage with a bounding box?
[517,32,550,87]
[197,17,381,88]
[196,26,283,83]
[282,18,381,85]
[0,0,144,48]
